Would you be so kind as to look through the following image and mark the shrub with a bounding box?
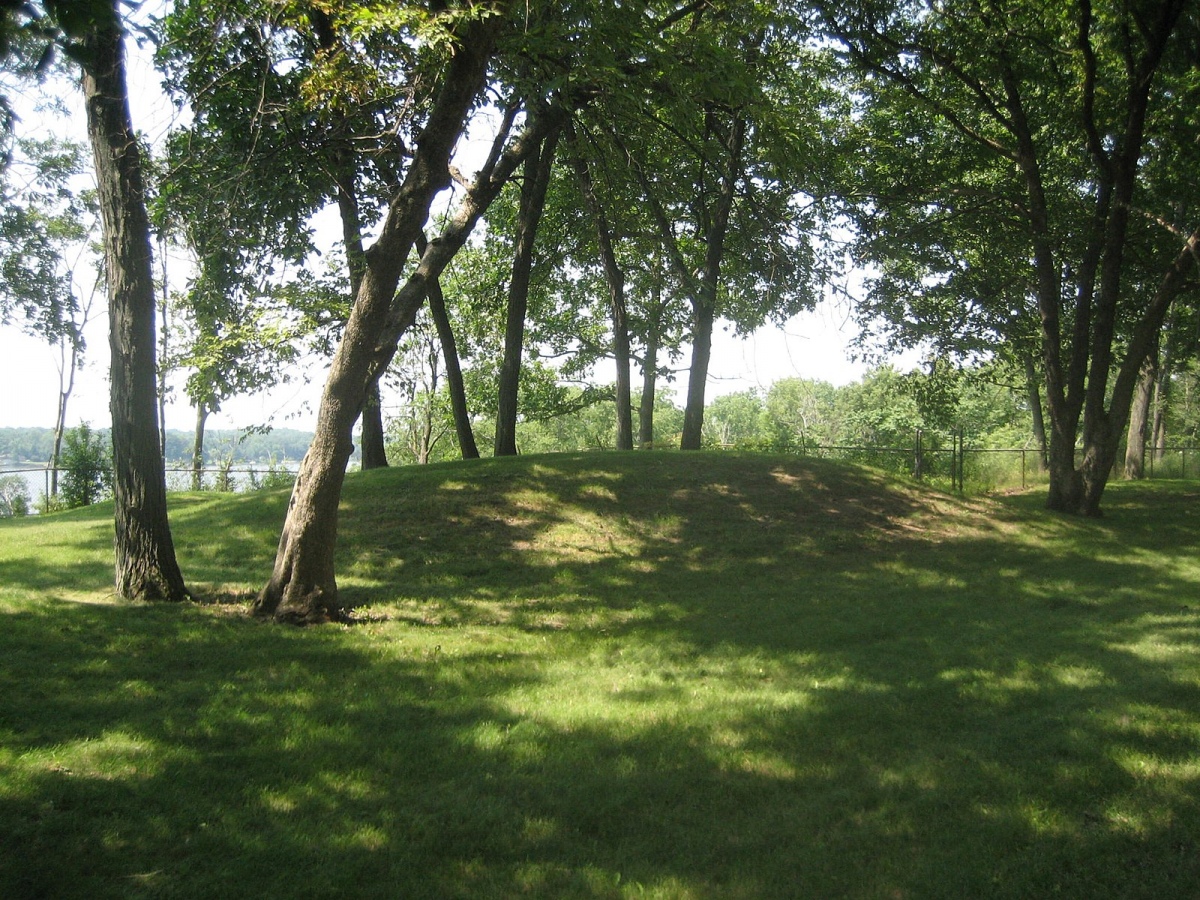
[59,424,112,508]
[0,475,30,517]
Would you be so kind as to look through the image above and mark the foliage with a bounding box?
[57,422,110,507]
[0,474,29,516]
[245,456,296,492]
[0,137,94,349]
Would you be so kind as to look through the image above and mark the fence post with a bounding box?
[913,429,923,480]
[955,429,964,494]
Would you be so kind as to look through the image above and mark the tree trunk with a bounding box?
[82,4,188,602]
[157,236,170,462]
[568,134,633,449]
[494,126,561,457]
[680,299,715,450]
[359,381,389,469]
[1123,343,1157,479]
[426,268,479,459]
[1151,305,1177,461]
[679,107,745,451]
[310,7,391,472]
[191,401,208,491]
[1045,223,1198,516]
[50,333,80,498]
[1022,352,1048,469]
[638,320,661,449]
[1152,354,1172,461]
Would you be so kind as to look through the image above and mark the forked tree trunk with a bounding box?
[254,78,559,622]
[311,6,390,472]
[82,4,188,601]
[1047,225,1198,516]
[255,27,499,623]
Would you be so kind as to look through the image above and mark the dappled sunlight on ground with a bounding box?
[2,455,1199,896]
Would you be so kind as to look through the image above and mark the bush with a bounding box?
[59,424,112,508]
[247,456,295,491]
[0,475,30,517]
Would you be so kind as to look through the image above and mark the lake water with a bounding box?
[0,462,300,515]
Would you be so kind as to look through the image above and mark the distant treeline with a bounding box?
[0,427,316,466]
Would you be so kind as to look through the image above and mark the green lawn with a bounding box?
[1,452,1198,898]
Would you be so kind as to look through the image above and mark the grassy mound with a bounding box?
[1,452,1198,898]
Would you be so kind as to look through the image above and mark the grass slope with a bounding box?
[1,452,1199,899]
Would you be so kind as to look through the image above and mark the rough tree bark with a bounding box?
[494,124,562,457]
[1002,0,1190,516]
[82,2,188,601]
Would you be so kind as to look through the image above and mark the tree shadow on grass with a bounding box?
[3,456,1199,897]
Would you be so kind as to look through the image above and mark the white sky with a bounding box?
[0,10,883,435]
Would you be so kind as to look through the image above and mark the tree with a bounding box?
[80,1,189,599]
[159,0,417,471]
[494,122,562,456]
[254,5,571,623]
[58,422,111,508]
[597,3,825,450]
[825,0,1200,515]
[0,475,30,517]
[0,0,190,598]
[0,136,99,495]
[703,390,766,449]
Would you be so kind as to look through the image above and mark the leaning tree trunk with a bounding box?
[494,126,561,457]
[254,75,558,621]
[82,5,188,601]
[311,6,391,472]
[255,27,499,623]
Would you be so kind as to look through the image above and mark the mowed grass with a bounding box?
[1,451,1198,899]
